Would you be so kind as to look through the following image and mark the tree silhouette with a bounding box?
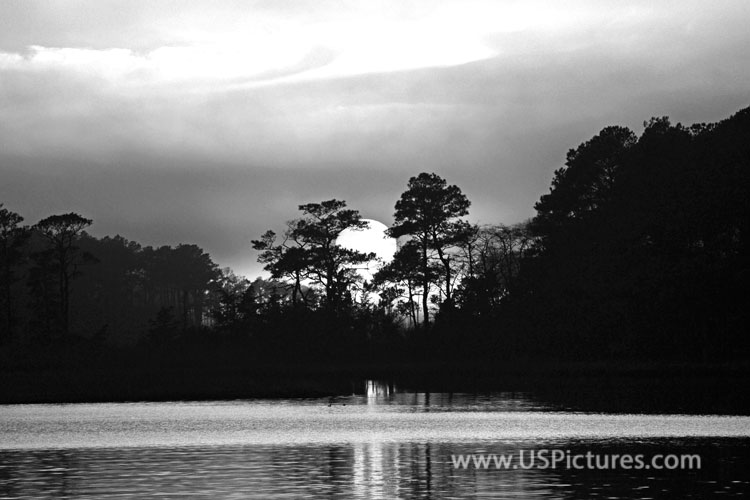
[141,244,219,332]
[252,224,310,307]
[515,108,750,359]
[533,126,636,248]
[255,199,374,313]
[374,241,439,328]
[388,173,470,326]
[148,306,180,344]
[74,234,144,341]
[210,268,258,335]
[294,200,375,312]
[34,213,93,337]
[0,205,29,340]
[457,223,534,315]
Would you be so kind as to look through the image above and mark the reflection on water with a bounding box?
[366,379,395,398]
[1,382,749,499]
[362,379,554,412]
[2,440,749,499]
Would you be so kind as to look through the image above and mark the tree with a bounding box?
[74,234,145,342]
[457,223,534,314]
[293,200,374,311]
[34,213,93,336]
[210,268,257,335]
[252,224,310,307]
[254,199,374,313]
[141,244,219,331]
[388,173,471,327]
[374,240,439,328]
[517,110,750,359]
[533,125,637,247]
[0,204,29,340]
[148,306,180,344]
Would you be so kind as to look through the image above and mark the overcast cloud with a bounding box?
[1,0,749,276]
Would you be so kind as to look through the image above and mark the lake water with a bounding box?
[1,383,750,498]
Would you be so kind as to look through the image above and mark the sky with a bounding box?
[1,0,749,278]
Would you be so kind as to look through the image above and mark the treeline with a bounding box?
[0,212,214,343]
[249,107,749,363]
[0,211,299,349]
[1,105,748,366]
[511,109,749,360]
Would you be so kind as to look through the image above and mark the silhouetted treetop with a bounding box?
[533,126,636,240]
[254,199,374,312]
[389,173,471,325]
[35,213,93,245]
[522,106,750,360]
[390,173,470,238]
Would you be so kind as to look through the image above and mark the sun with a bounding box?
[337,219,397,280]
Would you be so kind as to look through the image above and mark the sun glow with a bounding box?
[337,219,397,282]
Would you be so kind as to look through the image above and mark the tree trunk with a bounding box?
[421,240,429,328]
[434,241,452,305]
[444,256,451,304]
[292,271,300,307]
[407,280,417,329]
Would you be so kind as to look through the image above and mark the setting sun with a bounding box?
[336,219,397,280]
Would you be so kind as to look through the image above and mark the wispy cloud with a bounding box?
[0,1,643,89]
[0,32,493,91]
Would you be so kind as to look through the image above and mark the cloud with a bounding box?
[2,0,750,277]
[0,3,505,90]
[0,1,671,90]
[0,44,309,87]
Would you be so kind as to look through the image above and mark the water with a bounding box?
[1,384,749,499]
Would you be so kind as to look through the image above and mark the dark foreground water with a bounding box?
[1,385,749,499]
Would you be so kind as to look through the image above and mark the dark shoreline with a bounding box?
[3,359,749,414]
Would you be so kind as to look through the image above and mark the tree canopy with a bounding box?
[389,173,470,325]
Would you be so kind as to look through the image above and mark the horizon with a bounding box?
[1,1,749,278]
